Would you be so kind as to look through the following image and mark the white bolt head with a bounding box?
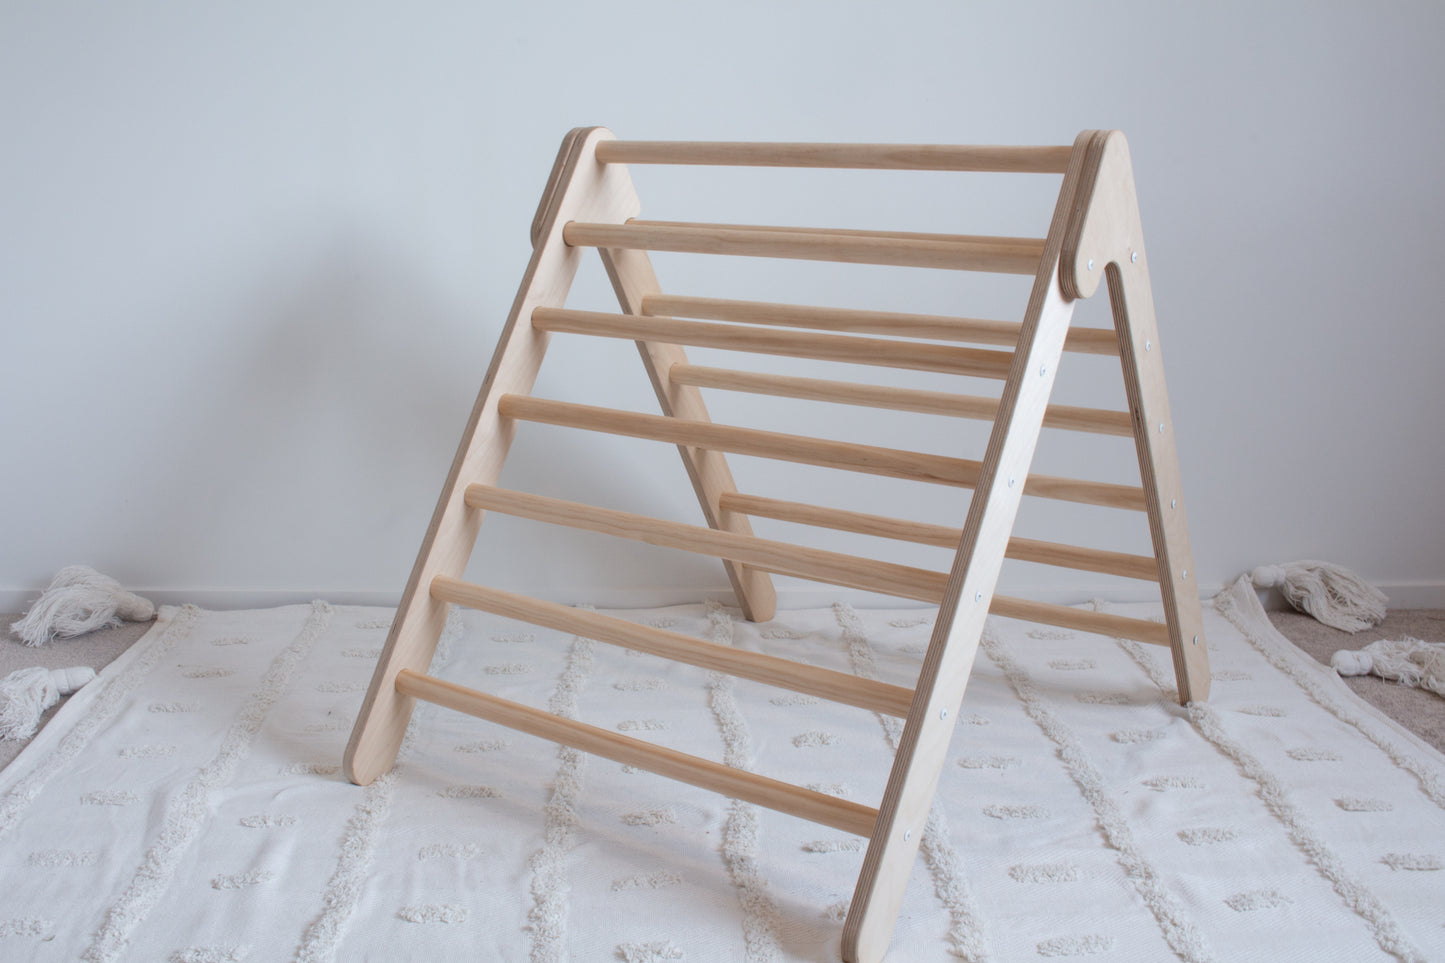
[904,829,912,841]
[1087,258,1095,270]
[940,708,948,720]
[1171,498,1177,509]
[1158,423,1165,433]
[1131,251,1138,263]
[1145,340,1152,351]
[975,591,983,603]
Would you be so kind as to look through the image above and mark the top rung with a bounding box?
[595,140,1074,174]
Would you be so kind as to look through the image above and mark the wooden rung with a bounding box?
[722,491,961,547]
[497,395,1147,510]
[1005,536,1160,582]
[717,492,1160,581]
[632,219,1043,249]
[988,596,1173,647]
[562,220,1045,275]
[462,484,949,604]
[396,668,880,836]
[670,364,1134,437]
[430,575,914,717]
[459,485,1164,637]
[642,294,1120,355]
[595,140,1073,173]
[532,307,1015,379]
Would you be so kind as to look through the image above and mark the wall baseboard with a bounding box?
[4,580,1442,616]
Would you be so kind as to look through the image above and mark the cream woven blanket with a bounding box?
[1,578,1442,962]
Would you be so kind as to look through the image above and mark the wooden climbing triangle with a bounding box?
[345,128,1209,963]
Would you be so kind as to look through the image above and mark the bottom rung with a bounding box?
[396,669,880,836]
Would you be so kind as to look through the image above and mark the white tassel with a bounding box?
[1332,637,1445,698]
[9,566,155,647]
[1251,560,1387,633]
[1330,649,1374,676]
[0,665,96,740]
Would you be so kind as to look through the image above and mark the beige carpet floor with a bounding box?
[3,596,1443,770]
[1266,606,1445,754]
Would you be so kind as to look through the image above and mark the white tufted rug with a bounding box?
[2,577,1443,962]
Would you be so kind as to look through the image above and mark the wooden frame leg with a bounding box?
[1061,130,1210,704]
[841,131,1095,963]
[596,213,778,621]
[344,127,641,785]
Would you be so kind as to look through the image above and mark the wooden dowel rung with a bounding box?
[988,597,1172,646]
[594,140,1073,173]
[430,575,914,716]
[562,220,1045,275]
[462,484,949,604]
[1019,475,1144,511]
[670,364,1134,437]
[501,393,977,487]
[396,669,880,836]
[498,394,1147,511]
[1003,537,1160,582]
[721,491,961,547]
[642,294,1120,355]
[718,493,1160,581]
[631,219,1045,249]
[532,307,1014,379]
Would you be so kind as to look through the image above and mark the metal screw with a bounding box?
[1182,569,1189,579]
[975,591,983,603]
[1158,423,1165,433]
[1087,259,1095,270]
[904,829,912,842]
[1171,498,1177,509]
[1192,635,1199,646]
[1131,252,1138,263]
[940,708,949,720]
[1008,476,1015,488]
[1145,340,1151,351]
[1039,364,1047,377]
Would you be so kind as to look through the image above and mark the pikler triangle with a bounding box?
[345,128,1209,963]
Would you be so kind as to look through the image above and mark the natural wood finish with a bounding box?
[631,219,1044,249]
[500,392,973,485]
[989,596,1170,646]
[532,307,1015,378]
[1005,536,1159,582]
[462,484,949,604]
[718,492,1159,581]
[529,127,589,248]
[721,491,960,548]
[353,129,1215,963]
[596,139,1073,172]
[344,127,638,788]
[592,216,777,622]
[843,131,1094,963]
[643,294,1121,355]
[396,669,880,837]
[530,138,778,621]
[1062,131,1211,703]
[669,364,1134,436]
[458,485,1168,644]
[563,220,1046,274]
[498,394,1147,510]
[430,575,913,716]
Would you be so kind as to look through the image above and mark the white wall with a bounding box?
[3,1,1442,609]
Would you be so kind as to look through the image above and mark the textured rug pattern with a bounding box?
[1,580,1443,962]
